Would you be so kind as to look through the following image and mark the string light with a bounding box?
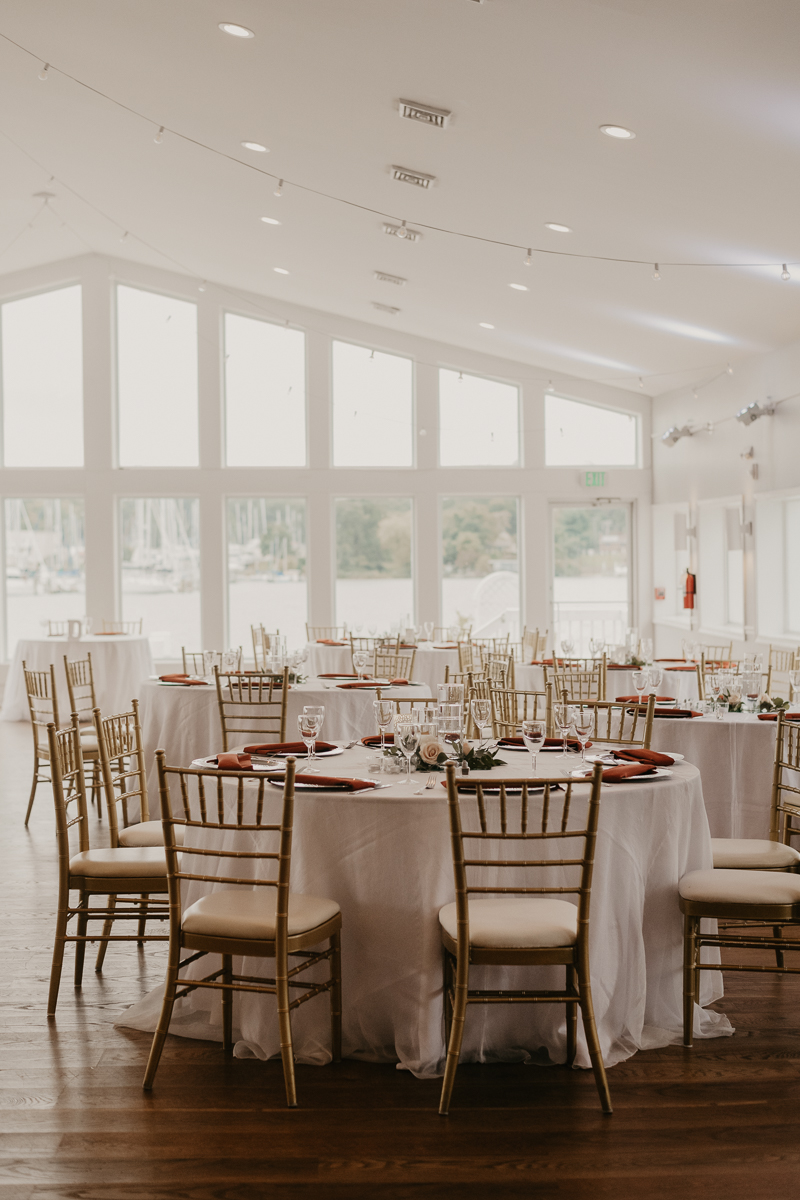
[524,249,532,267]
[653,263,661,280]
[274,179,283,197]
[782,264,791,280]
[154,126,164,144]
[38,62,49,81]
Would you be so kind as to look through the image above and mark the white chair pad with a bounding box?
[78,731,98,746]
[69,847,167,877]
[118,821,185,848]
[181,889,340,940]
[438,897,578,949]
[710,838,800,870]
[680,868,800,905]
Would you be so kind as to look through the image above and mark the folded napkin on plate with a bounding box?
[705,660,733,668]
[657,657,686,663]
[757,712,800,722]
[318,672,359,679]
[389,678,409,686]
[159,673,209,686]
[434,643,458,650]
[292,773,377,791]
[316,639,346,645]
[361,734,395,746]
[212,752,252,770]
[243,740,337,755]
[497,736,589,751]
[337,680,382,689]
[666,665,697,672]
[616,695,675,703]
[653,708,701,718]
[398,643,418,650]
[614,748,674,767]
[601,764,658,783]
[606,664,630,670]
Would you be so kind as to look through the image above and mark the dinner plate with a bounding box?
[585,751,684,765]
[192,756,276,772]
[158,680,209,687]
[498,743,568,753]
[265,746,344,758]
[268,779,395,793]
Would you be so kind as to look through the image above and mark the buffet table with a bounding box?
[119,745,731,1076]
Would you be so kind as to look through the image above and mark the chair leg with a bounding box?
[95,894,116,973]
[329,930,342,1063]
[565,964,577,1065]
[137,895,148,942]
[93,761,102,820]
[74,893,89,987]
[142,935,184,1090]
[683,914,697,1048]
[276,955,298,1108]
[24,756,40,826]
[442,950,454,1051]
[576,949,612,1114]
[47,896,70,1017]
[439,949,469,1116]
[773,925,785,969]
[221,955,233,1053]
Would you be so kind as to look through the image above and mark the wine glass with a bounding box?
[297,712,322,762]
[353,650,369,681]
[470,698,492,748]
[555,702,574,755]
[396,720,420,780]
[303,705,325,737]
[573,709,594,765]
[646,666,663,695]
[423,621,434,642]
[373,698,395,761]
[640,638,653,665]
[367,623,377,636]
[521,719,545,774]
[589,638,604,659]
[561,638,575,658]
[632,669,648,706]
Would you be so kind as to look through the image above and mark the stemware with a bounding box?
[373,698,394,760]
[632,669,649,706]
[640,638,653,665]
[521,719,545,774]
[470,698,492,748]
[438,683,465,710]
[353,650,370,681]
[742,671,761,713]
[588,638,604,659]
[555,703,574,755]
[646,666,663,694]
[561,638,575,658]
[396,720,421,780]
[297,712,322,761]
[573,709,594,764]
[303,704,325,735]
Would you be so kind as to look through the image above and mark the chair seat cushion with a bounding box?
[438,897,578,949]
[69,847,167,877]
[680,868,800,905]
[181,889,340,940]
[118,821,185,848]
[710,838,800,870]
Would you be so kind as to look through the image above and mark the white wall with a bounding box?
[0,252,652,658]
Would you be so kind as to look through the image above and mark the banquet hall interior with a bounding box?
[3,1,800,1196]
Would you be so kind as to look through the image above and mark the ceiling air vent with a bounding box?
[372,302,401,315]
[374,271,406,286]
[383,223,422,242]
[391,165,436,189]
[399,100,451,129]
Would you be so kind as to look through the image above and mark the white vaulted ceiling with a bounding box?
[1,0,800,393]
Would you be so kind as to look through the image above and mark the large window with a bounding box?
[441,497,519,635]
[119,498,200,657]
[551,504,630,654]
[332,341,413,467]
[335,498,413,631]
[545,394,638,466]
[1,286,83,467]
[117,285,199,467]
[439,369,519,466]
[224,314,306,466]
[227,498,307,650]
[4,499,85,655]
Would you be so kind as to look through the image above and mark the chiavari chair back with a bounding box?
[382,697,436,715]
[63,653,97,726]
[458,642,483,673]
[444,666,485,686]
[432,626,470,642]
[306,624,344,642]
[373,648,416,680]
[101,619,143,635]
[465,677,491,736]
[46,620,69,637]
[566,696,656,749]
[142,754,342,1106]
[183,648,244,676]
[766,645,800,698]
[520,627,547,662]
[438,760,611,1114]
[93,699,171,849]
[698,642,733,663]
[485,652,514,689]
[214,667,289,750]
[46,714,169,1016]
[350,634,399,667]
[489,682,554,739]
[546,660,605,702]
[251,627,280,671]
[23,661,59,826]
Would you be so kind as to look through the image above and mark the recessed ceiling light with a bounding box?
[600,124,635,139]
[219,22,254,37]
[273,267,289,275]
[509,283,528,291]
[544,222,572,233]
[241,141,269,153]
[479,322,494,329]
[260,216,281,225]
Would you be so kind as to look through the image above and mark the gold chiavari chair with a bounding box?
[350,634,400,668]
[432,626,470,643]
[94,699,177,849]
[489,682,554,739]
[458,642,483,674]
[214,666,289,750]
[520,627,548,662]
[46,620,69,637]
[381,696,436,716]
[680,712,800,1048]
[465,677,492,736]
[697,641,733,663]
[23,662,101,826]
[444,667,483,687]
[567,696,656,750]
[101,618,143,635]
[143,754,342,1106]
[546,660,605,702]
[373,648,416,680]
[182,648,244,675]
[698,654,743,701]
[306,624,344,642]
[63,653,98,729]
[251,627,280,671]
[471,634,511,656]
[46,714,169,1015]
[485,652,514,689]
[437,761,611,1115]
[766,645,800,697]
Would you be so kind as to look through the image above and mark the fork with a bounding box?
[414,776,438,795]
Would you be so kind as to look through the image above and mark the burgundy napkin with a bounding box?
[614,748,674,767]
[212,752,253,770]
[159,674,209,686]
[666,665,697,672]
[498,736,589,751]
[317,639,347,645]
[361,734,395,746]
[244,741,337,755]
[653,708,701,718]
[757,712,800,722]
[318,672,359,679]
[389,678,409,686]
[656,657,686,663]
[293,773,377,791]
[398,643,418,650]
[616,695,675,703]
[601,764,658,783]
[337,681,382,689]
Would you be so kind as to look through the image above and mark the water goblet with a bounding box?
[572,709,594,764]
[423,621,434,641]
[632,669,649,706]
[373,698,395,762]
[396,721,421,780]
[555,703,574,755]
[646,666,663,695]
[297,712,322,761]
[561,638,575,658]
[353,650,370,681]
[470,698,492,748]
[640,638,653,665]
[589,638,604,659]
[521,719,545,774]
[303,705,325,736]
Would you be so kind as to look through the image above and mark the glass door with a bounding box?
[551,503,632,656]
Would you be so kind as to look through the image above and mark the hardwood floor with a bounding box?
[3,718,800,1199]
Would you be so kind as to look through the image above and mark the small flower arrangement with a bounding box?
[383,736,507,773]
[757,693,790,713]
[721,687,743,713]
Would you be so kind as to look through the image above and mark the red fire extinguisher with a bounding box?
[683,570,696,610]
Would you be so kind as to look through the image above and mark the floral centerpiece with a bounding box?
[384,734,507,773]
[757,693,790,713]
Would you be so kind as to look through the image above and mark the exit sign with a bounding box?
[584,471,606,487]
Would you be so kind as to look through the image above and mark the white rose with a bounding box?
[727,690,742,705]
[759,693,772,705]
[418,737,445,765]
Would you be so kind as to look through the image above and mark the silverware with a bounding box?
[414,776,438,795]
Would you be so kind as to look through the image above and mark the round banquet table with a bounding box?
[515,662,700,703]
[119,747,731,1077]
[0,634,154,723]
[138,677,436,801]
[306,641,460,697]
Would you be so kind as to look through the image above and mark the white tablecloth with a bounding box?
[138,677,435,800]
[306,642,460,697]
[1,634,153,722]
[516,663,700,703]
[119,748,730,1076]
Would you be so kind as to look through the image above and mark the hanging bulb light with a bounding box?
[782,263,791,280]
[396,220,409,240]
[653,263,661,280]
[524,248,532,267]
[546,380,554,393]
[727,363,734,375]
[154,126,165,144]
[638,377,644,388]
[38,63,49,81]
[119,230,128,243]
[198,281,207,292]
[274,179,283,197]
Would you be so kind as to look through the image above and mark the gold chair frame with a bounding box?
[182,648,243,676]
[101,619,143,635]
[94,699,152,844]
[766,645,800,698]
[306,625,344,641]
[545,659,606,703]
[373,648,416,680]
[214,667,289,750]
[250,627,280,671]
[143,754,342,1107]
[438,761,611,1115]
[23,661,100,825]
[489,682,554,739]
[63,652,97,726]
[564,696,656,749]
